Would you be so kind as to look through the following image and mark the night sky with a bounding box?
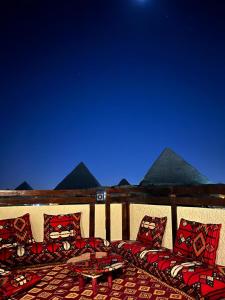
[1,0,225,189]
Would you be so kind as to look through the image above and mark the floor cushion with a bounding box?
[0,238,111,267]
[0,270,40,299]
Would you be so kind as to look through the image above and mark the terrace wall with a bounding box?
[0,185,225,264]
[130,204,173,249]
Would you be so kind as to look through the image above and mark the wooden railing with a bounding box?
[0,184,225,242]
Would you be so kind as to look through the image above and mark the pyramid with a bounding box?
[15,181,33,190]
[118,178,130,186]
[55,162,101,190]
[140,148,210,186]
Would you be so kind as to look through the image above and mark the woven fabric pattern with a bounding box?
[112,240,225,299]
[136,215,167,248]
[0,238,110,267]
[174,218,221,265]
[0,214,34,250]
[44,212,82,243]
[9,263,193,300]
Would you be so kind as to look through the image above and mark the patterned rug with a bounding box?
[12,263,194,300]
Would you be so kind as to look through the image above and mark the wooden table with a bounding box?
[67,252,125,295]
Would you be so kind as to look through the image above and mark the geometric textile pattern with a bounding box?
[0,238,111,268]
[0,214,34,250]
[112,240,147,267]
[111,240,170,269]
[0,263,11,277]
[0,217,15,249]
[0,270,41,299]
[174,218,221,266]
[10,263,193,300]
[136,215,167,248]
[112,240,225,299]
[173,218,196,258]
[44,212,81,243]
[12,214,34,245]
[192,222,221,266]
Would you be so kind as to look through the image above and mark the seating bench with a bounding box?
[112,240,225,300]
[1,208,225,299]
[0,237,110,299]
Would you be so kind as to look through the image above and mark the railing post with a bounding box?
[122,200,130,240]
[89,203,95,237]
[170,193,177,245]
[105,192,111,242]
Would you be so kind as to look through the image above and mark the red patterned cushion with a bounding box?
[173,218,194,258]
[0,214,34,249]
[74,237,111,253]
[0,241,77,267]
[44,212,82,243]
[0,238,110,268]
[136,215,167,248]
[192,222,221,266]
[12,213,34,245]
[0,271,40,298]
[0,218,15,249]
[174,218,221,266]
[0,263,11,277]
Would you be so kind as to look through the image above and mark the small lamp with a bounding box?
[96,190,107,202]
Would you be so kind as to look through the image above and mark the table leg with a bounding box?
[79,275,85,290]
[92,277,98,295]
[108,272,112,288]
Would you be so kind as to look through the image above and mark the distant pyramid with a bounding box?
[140,148,210,186]
[55,162,101,190]
[118,178,130,186]
[15,181,33,190]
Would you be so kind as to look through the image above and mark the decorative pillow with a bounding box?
[173,218,194,258]
[0,213,34,249]
[12,213,34,245]
[0,271,41,298]
[136,215,167,248]
[192,222,221,266]
[174,218,221,266]
[44,212,82,243]
[0,218,15,249]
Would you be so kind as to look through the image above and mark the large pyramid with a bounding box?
[140,148,210,186]
[15,181,33,190]
[55,162,101,190]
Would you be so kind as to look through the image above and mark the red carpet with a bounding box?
[12,263,194,300]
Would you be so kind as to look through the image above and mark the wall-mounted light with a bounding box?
[96,190,107,202]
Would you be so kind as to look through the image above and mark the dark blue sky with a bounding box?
[1,0,225,189]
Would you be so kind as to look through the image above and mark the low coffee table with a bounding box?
[67,252,125,295]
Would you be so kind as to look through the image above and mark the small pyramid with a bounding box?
[55,162,101,190]
[15,181,33,190]
[118,178,130,186]
[140,148,210,186]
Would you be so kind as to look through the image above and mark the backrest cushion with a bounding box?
[44,212,82,244]
[192,222,221,266]
[136,215,167,248]
[174,218,221,265]
[0,213,34,249]
[173,218,194,258]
